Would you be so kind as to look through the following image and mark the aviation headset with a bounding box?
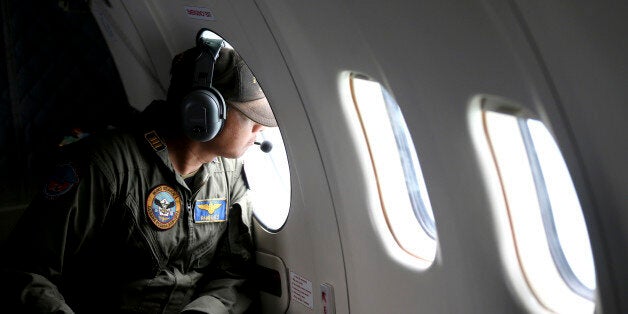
[180,29,226,142]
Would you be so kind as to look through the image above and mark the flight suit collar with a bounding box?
[143,130,174,168]
[143,130,216,193]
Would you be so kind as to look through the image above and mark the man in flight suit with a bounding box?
[1,39,276,313]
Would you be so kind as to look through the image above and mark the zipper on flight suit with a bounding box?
[143,226,163,276]
[129,205,164,276]
[123,193,164,276]
[182,173,210,272]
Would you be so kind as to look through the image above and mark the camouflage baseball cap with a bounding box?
[168,47,277,127]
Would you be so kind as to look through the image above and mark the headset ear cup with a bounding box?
[178,34,226,141]
[181,87,226,142]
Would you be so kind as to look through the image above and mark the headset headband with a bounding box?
[192,29,223,88]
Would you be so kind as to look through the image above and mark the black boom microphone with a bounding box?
[254,141,273,153]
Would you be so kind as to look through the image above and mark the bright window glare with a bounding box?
[382,90,436,238]
[484,111,595,313]
[243,127,290,230]
[527,120,596,290]
[351,76,436,263]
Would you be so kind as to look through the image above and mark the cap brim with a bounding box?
[229,97,278,127]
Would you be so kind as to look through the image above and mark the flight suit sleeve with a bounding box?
[230,160,253,229]
[1,159,116,313]
[183,159,256,314]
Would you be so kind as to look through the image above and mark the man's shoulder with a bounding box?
[58,129,143,167]
[219,157,244,172]
[73,129,137,154]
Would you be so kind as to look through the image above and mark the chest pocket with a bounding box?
[193,205,254,272]
[190,219,228,269]
[119,194,166,277]
[189,162,232,269]
[125,191,199,273]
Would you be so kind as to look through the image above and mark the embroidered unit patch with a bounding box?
[43,163,79,199]
[194,198,227,223]
[146,185,181,230]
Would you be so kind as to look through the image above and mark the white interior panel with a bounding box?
[86,0,627,312]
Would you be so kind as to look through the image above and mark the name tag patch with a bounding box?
[194,198,227,223]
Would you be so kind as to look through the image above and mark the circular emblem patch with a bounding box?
[43,163,79,199]
[146,185,181,230]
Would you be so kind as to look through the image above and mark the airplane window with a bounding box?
[243,127,290,230]
[201,29,290,231]
[526,119,596,294]
[350,75,437,264]
[483,109,596,313]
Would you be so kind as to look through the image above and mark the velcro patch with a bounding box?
[144,130,166,152]
[146,185,181,230]
[43,163,79,199]
[194,198,227,223]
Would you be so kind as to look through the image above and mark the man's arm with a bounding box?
[183,159,256,314]
[183,204,256,314]
[1,160,114,313]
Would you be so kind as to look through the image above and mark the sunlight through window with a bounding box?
[243,114,290,230]
[350,75,437,263]
[199,29,290,231]
[484,109,595,313]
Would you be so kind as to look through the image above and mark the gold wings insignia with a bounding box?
[198,203,222,214]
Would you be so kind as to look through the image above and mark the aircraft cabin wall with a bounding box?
[244,0,625,313]
[1,0,624,313]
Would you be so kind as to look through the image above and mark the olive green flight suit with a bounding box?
[2,129,256,313]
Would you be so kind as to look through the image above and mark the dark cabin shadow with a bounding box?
[0,0,136,245]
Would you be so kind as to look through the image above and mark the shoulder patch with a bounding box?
[144,130,166,152]
[146,185,181,230]
[43,163,79,200]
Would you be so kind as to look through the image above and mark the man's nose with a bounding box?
[253,123,265,133]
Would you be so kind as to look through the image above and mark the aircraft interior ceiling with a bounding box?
[1,0,626,313]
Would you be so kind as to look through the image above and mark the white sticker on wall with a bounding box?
[290,271,314,309]
[184,6,215,20]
